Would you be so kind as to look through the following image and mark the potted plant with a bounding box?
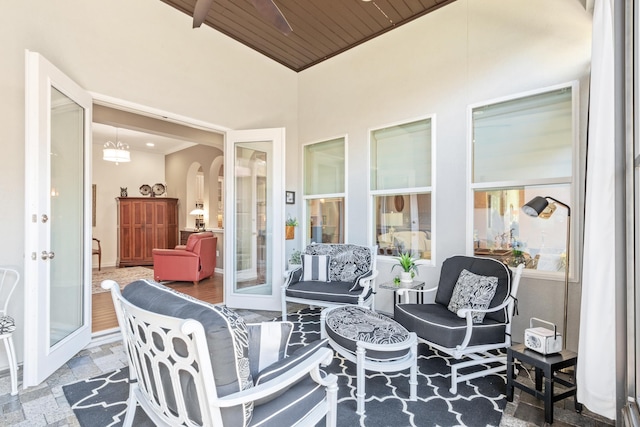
[392,252,419,283]
[289,249,302,269]
[285,216,298,240]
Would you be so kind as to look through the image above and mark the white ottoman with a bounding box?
[321,305,417,415]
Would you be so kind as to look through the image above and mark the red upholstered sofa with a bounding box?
[152,232,217,285]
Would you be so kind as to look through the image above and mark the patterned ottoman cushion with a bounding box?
[324,306,411,360]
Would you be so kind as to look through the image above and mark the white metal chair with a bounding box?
[394,256,524,393]
[0,268,19,395]
[103,279,338,427]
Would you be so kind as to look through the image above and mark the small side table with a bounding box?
[506,343,582,424]
[379,281,425,304]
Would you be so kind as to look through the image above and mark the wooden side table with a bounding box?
[506,343,582,424]
[379,280,425,304]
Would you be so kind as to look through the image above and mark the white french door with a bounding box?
[224,128,285,311]
[23,51,92,387]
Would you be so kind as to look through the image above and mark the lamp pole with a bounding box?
[522,196,571,349]
[546,197,571,349]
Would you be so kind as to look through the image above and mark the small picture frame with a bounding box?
[285,191,295,204]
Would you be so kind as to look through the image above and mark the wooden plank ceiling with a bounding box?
[160,0,457,72]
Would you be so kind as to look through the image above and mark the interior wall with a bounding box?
[0,0,297,368]
[91,145,166,268]
[165,144,224,231]
[297,0,592,348]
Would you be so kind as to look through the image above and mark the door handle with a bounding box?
[41,251,55,260]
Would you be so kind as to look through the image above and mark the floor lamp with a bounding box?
[522,196,571,349]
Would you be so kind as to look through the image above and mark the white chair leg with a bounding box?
[409,339,417,401]
[2,336,18,395]
[122,383,138,427]
[326,379,338,427]
[356,346,366,415]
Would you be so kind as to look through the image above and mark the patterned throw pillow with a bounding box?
[447,269,499,323]
[302,254,331,282]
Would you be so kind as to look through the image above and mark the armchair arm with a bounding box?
[354,270,378,294]
[215,347,336,407]
[397,284,438,304]
[283,266,303,288]
[454,293,519,353]
[152,248,198,258]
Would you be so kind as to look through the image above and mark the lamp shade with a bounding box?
[189,208,205,215]
[522,196,549,217]
[384,212,403,226]
[103,147,131,163]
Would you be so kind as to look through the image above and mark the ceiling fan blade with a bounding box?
[193,0,214,28]
[248,0,293,35]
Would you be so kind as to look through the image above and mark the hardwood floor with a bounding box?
[91,270,224,332]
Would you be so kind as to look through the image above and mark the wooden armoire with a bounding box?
[116,197,179,267]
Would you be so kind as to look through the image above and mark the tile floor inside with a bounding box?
[0,308,615,427]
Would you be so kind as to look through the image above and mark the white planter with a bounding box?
[289,262,301,270]
[400,271,413,283]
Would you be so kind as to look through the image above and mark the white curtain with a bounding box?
[577,0,616,420]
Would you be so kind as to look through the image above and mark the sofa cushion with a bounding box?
[301,254,331,282]
[253,338,329,406]
[122,279,253,426]
[447,269,499,323]
[394,303,507,349]
[286,280,373,304]
[304,244,373,283]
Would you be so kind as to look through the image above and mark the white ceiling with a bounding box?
[93,123,197,156]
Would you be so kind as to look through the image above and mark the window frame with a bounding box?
[302,135,348,245]
[368,114,436,265]
[466,81,580,281]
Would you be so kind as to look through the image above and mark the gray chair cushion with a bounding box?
[249,374,326,427]
[253,339,329,406]
[394,303,506,349]
[285,280,373,304]
[325,306,411,360]
[122,280,253,427]
[434,256,512,323]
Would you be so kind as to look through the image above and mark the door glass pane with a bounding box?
[234,143,271,295]
[50,87,84,346]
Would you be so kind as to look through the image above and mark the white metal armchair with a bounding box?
[103,279,338,427]
[394,256,524,393]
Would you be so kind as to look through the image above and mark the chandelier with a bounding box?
[103,128,130,164]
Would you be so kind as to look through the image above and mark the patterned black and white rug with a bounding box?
[63,308,508,427]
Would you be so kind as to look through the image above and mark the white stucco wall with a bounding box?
[0,0,297,369]
[296,0,592,346]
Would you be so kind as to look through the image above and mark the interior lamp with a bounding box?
[103,128,131,164]
[522,196,571,348]
[190,203,206,231]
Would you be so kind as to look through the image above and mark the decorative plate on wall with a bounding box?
[139,184,151,196]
